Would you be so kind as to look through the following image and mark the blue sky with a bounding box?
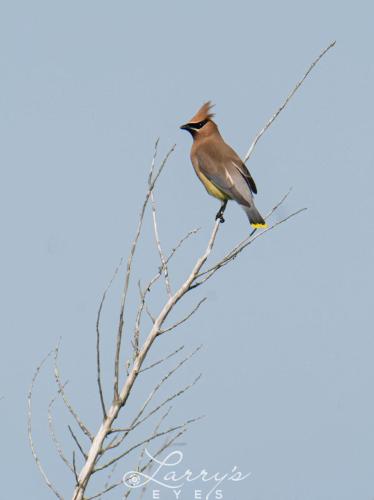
[1,1,374,499]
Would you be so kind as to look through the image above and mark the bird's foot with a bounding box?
[215,201,227,223]
[215,211,225,223]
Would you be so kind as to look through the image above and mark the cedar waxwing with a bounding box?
[180,102,267,228]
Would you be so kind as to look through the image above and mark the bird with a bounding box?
[180,102,267,228]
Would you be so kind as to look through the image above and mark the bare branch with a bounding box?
[167,228,201,262]
[150,190,172,297]
[114,141,176,399]
[114,138,159,397]
[110,374,201,435]
[48,387,74,474]
[137,406,172,467]
[74,219,222,498]
[149,429,187,461]
[133,278,157,357]
[132,227,201,356]
[158,298,207,335]
[86,479,122,500]
[195,188,294,281]
[72,452,79,486]
[226,208,306,265]
[54,345,93,441]
[28,350,64,500]
[264,187,293,220]
[243,40,336,163]
[139,345,184,373]
[192,207,306,289]
[88,424,186,500]
[96,258,124,420]
[135,375,202,429]
[145,303,155,323]
[132,407,173,500]
[93,463,118,500]
[68,425,88,460]
[95,416,203,473]
[132,281,146,357]
[104,346,202,452]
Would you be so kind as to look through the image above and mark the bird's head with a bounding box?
[180,101,217,138]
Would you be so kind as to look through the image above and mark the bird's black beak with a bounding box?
[180,123,190,131]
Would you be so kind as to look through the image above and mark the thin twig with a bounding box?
[87,426,186,500]
[68,425,88,460]
[246,187,293,241]
[137,407,172,467]
[110,374,201,434]
[86,480,123,500]
[132,227,201,355]
[133,277,158,356]
[243,40,336,163]
[114,141,176,399]
[150,190,172,297]
[135,407,173,500]
[167,228,201,262]
[144,304,155,326]
[48,386,74,474]
[95,416,203,473]
[96,463,118,500]
[132,281,146,357]
[72,452,79,485]
[53,345,93,441]
[264,187,293,220]
[139,345,184,373]
[96,258,123,419]
[104,346,202,452]
[191,207,306,289]
[158,298,207,335]
[114,138,159,397]
[195,188,294,281]
[28,350,64,500]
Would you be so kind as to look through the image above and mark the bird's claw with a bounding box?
[215,212,225,223]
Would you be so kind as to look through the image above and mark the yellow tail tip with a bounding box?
[251,223,268,229]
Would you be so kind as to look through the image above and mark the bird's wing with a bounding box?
[220,143,257,194]
[231,158,257,194]
[196,147,254,207]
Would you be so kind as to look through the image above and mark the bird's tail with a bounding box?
[242,204,268,229]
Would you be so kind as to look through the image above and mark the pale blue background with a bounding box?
[1,1,374,499]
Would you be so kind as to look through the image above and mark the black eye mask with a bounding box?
[188,119,209,129]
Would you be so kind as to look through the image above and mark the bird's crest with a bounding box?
[189,101,215,123]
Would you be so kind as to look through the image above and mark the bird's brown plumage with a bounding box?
[180,102,267,228]
[188,101,215,122]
